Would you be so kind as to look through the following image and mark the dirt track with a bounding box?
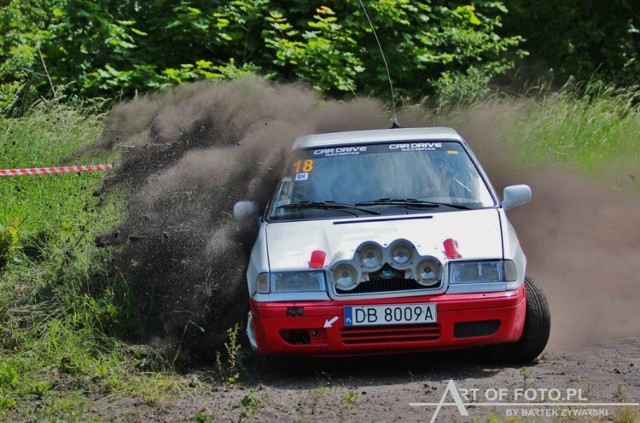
[84,160,640,422]
[88,335,640,422]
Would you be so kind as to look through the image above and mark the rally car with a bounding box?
[234,127,550,363]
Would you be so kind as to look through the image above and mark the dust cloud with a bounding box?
[89,77,639,358]
[89,77,408,358]
[460,110,640,351]
[514,168,639,350]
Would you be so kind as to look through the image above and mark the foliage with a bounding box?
[1,0,524,113]
[262,1,525,103]
[264,6,365,93]
[0,220,19,270]
[502,0,640,87]
[0,0,65,115]
[2,0,638,113]
[214,324,244,384]
[239,389,260,421]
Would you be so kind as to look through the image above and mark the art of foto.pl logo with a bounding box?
[410,379,639,422]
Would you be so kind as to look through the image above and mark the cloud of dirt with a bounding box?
[88,77,410,359]
[459,107,640,351]
[87,77,639,359]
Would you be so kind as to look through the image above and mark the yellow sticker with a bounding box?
[447,150,459,155]
[293,159,314,173]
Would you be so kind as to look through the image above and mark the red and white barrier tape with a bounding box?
[0,164,114,177]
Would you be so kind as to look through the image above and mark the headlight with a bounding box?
[358,242,383,269]
[333,264,359,290]
[450,260,517,283]
[415,258,442,286]
[270,271,326,293]
[390,241,413,266]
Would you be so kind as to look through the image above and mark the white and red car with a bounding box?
[235,127,550,363]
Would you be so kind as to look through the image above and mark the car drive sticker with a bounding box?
[308,142,455,159]
[313,146,368,156]
[388,142,443,150]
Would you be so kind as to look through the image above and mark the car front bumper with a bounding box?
[248,284,526,356]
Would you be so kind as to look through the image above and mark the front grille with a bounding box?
[336,266,442,294]
[340,324,441,345]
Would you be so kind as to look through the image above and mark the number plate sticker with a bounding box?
[344,303,437,326]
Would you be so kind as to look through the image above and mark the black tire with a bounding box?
[239,308,255,351]
[488,277,551,364]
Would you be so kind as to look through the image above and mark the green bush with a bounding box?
[1,0,524,111]
[0,220,19,270]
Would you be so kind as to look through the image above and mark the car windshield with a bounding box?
[268,141,495,220]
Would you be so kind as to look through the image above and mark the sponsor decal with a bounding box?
[313,146,368,156]
[389,143,442,151]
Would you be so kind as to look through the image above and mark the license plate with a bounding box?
[344,303,437,326]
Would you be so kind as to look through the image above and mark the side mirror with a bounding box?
[502,185,532,211]
[233,201,259,219]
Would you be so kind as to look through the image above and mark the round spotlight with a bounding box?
[391,241,413,265]
[358,243,383,269]
[333,264,359,290]
[415,258,442,286]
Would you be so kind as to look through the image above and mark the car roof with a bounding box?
[292,127,465,150]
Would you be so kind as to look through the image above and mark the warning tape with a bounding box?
[0,164,114,177]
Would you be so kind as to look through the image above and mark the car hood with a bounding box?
[264,209,503,270]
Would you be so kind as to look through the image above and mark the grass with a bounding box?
[432,79,640,191]
[1,81,640,421]
[495,80,640,188]
[0,100,183,421]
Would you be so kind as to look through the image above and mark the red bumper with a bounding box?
[249,285,526,356]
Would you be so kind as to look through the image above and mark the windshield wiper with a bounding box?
[356,198,473,210]
[279,201,382,215]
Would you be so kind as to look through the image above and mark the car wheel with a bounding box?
[489,277,551,364]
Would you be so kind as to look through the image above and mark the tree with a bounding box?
[501,0,640,86]
[261,0,525,103]
[0,0,64,114]
[1,0,525,112]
